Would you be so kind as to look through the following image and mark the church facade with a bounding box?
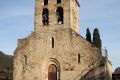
[13,0,112,80]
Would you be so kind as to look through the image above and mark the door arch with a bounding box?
[48,64,57,80]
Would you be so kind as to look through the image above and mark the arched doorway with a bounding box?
[48,64,57,80]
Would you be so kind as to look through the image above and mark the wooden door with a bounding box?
[48,64,57,80]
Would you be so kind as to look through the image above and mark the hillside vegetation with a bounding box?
[0,51,13,80]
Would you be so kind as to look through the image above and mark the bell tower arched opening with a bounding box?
[57,0,61,4]
[44,0,48,5]
[42,8,49,26]
[56,7,64,24]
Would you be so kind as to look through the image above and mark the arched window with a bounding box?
[42,8,49,26]
[44,0,48,5]
[78,54,80,63]
[57,0,61,4]
[56,7,64,24]
[52,37,54,48]
[48,64,57,80]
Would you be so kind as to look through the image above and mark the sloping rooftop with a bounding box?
[113,67,120,74]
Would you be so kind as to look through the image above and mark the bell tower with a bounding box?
[34,0,80,33]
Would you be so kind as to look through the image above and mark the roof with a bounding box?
[113,67,120,74]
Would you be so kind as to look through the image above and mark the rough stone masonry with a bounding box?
[13,0,112,80]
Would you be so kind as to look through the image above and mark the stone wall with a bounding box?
[13,28,102,80]
[13,0,106,80]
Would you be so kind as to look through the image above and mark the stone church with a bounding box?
[13,0,112,80]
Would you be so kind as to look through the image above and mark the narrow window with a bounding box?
[57,0,61,4]
[24,55,27,65]
[52,37,54,48]
[56,7,64,24]
[42,8,49,26]
[44,0,48,5]
[22,55,27,69]
[78,54,80,63]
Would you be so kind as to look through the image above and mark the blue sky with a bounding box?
[0,0,120,71]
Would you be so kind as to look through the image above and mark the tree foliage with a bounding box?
[86,28,92,43]
[0,51,13,80]
[93,28,102,49]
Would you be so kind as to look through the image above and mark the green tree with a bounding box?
[86,28,92,43]
[93,28,102,49]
